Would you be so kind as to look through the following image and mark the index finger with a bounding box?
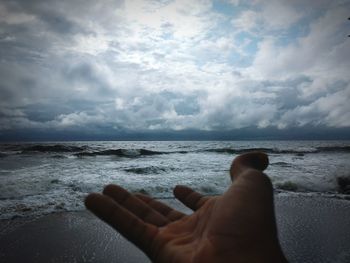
[85,193,158,257]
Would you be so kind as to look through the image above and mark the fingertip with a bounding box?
[173,185,190,197]
[174,184,185,191]
[230,152,269,180]
[251,152,269,171]
[102,184,120,195]
[84,193,101,210]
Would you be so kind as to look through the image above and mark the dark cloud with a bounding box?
[62,61,116,98]
[39,11,82,35]
[174,98,200,116]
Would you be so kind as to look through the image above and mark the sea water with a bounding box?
[0,140,350,220]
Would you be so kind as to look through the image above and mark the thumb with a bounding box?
[229,152,273,200]
[226,153,286,261]
[227,152,276,233]
[230,151,269,181]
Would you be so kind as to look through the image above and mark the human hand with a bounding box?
[85,152,288,262]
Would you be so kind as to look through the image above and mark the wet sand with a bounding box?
[0,196,350,263]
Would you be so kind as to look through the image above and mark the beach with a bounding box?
[1,195,350,263]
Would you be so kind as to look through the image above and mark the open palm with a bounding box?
[85,152,287,262]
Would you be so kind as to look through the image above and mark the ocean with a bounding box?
[0,140,350,220]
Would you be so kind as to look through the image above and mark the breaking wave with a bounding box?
[21,145,87,153]
[270,162,293,167]
[316,146,350,153]
[75,149,165,157]
[203,146,350,155]
[124,166,178,174]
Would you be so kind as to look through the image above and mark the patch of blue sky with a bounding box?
[160,31,173,40]
[212,0,243,17]
[235,31,257,44]
[209,22,233,39]
[209,1,262,42]
[234,31,259,60]
[227,51,253,68]
[242,40,258,56]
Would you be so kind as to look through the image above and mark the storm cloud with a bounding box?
[0,0,349,139]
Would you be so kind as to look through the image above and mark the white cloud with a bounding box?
[250,6,349,80]
[259,0,302,30]
[231,10,258,32]
[231,0,303,34]
[0,0,349,134]
[122,0,214,38]
[53,112,107,128]
[69,34,110,56]
[279,85,350,128]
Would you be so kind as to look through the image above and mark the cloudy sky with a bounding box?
[0,0,350,140]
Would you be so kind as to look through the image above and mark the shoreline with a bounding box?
[1,196,350,262]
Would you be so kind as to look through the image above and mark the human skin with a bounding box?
[85,152,288,262]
